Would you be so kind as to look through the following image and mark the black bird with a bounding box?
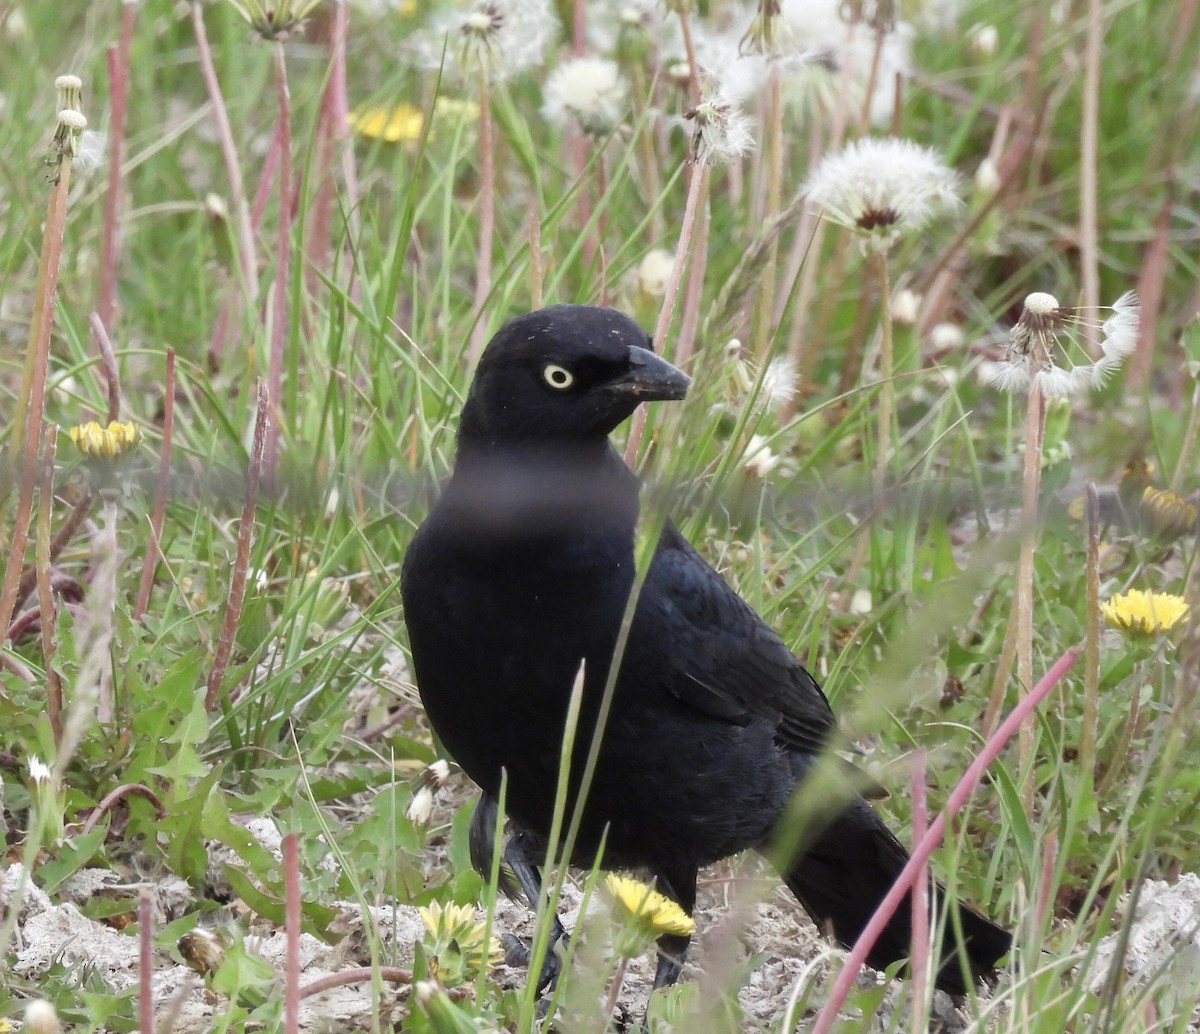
[401,304,1010,995]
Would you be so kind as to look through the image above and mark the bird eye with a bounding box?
[542,364,575,390]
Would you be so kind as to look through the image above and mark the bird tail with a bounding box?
[780,796,1011,995]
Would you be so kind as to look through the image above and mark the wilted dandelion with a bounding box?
[743,435,780,478]
[605,873,696,942]
[1100,589,1189,638]
[405,758,452,824]
[418,900,503,984]
[987,291,1140,399]
[804,136,960,250]
[69,420,140,459]
[1141,487,1197,539]
[348,103,424,143]
[417,0,556,83]
[681,84,755,164]
[178,928,226,976]
[542,56,628,137]
[52,108,88,164]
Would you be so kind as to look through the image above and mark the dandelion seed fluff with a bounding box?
[542,56,627,136]
[416,0,557,83]
[804,136,959,243]
[681,88,755,164]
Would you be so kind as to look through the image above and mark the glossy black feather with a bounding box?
[401,304,1011,995]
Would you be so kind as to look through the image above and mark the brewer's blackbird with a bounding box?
[401,304,1010,995]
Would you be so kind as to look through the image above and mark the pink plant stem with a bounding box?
[299,968,422,998]
[191,2,257,318]
[138,888,154,1034]
[80,783,167,834]
[283,832,301,1034]
[204,381,269,711]
[36,425,62,746]
[811,645,1081,1034]
[467,75,496,364]
[909,749,929,1006]
[1080,482,1101,769]
[88,313,123,423]
[95,1,136,338]
[1078,0,1102,348]
[1,161,73,634]
[134,348,175,622]
[264,41,292,494]
[675,195,708,366]
[623,161,709,465]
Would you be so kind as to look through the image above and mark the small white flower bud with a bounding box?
[636,250,675,297]
[24,998,60,1034]
[974,158,1000,196]
[929,323,964,352]
[969,24,999,58]
[890,288,920,325]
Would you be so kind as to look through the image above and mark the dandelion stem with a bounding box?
[264,40,293,494]
[624,161,709,464]
[1079,0,1103,348]
[467,74,496,364]
[871,247,896,497]
[602,956,628,1022]
[1015,380,1045,814]
[1,142,74,634]
[35,425,62,747]
[205,381,269,711]
[1080,482,1101,771]
[191,2,258,348]
[811,645,1081,1034]
[96,1,136,340]
[752,67,784,362]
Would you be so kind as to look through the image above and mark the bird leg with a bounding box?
[650,864,698,990]
[467,795,566,995]
[504,831,568,995]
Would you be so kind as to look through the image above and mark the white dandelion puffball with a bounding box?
[542,56,628,136]
[805,136,960,244]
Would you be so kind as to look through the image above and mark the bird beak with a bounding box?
[607,346,691,401]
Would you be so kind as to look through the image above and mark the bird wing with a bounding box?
[629,520,838,756]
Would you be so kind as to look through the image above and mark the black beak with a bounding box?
[607,345,691,401]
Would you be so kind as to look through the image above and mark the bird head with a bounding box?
[459,305,690,447]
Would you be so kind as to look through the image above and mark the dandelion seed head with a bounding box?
[56,108,87,132]
[637,249,675,297]
[969,24,999,58]
[681,86,755,164]
[416,0,556,84]
[1024,292,1059,315]
[743,435,780,478]
[989,290,1139,398]
[804,136,959,246]
[24,999,59,1034]
[762,358,797,410]
[929,322,963,351]
[890,288,919,325]
[974,157,1000,195]
[55,74,82,91]
[542,56,628,136]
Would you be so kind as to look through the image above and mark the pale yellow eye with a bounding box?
[543,364,575,390]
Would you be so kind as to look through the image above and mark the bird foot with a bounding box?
[500,932,562,995]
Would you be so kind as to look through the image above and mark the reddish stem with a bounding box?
[95,2,136,338]
[36,425,62,746]
[138,888,154,1034]
[80,783,167,835]
[204,381,269,710]
[283,832,301,1034]
[909,749,929,1006]
[264,41,293,494]
[811,646,1081,1034]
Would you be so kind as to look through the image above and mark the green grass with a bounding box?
[1,0,1199,1030]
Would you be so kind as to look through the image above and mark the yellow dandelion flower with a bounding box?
[1141,486,1197,539]
[1099,589,1189,638]
[604,873,695,938]
[69,420,140,459]
[418,900,502,985]
[348,104,424,143]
